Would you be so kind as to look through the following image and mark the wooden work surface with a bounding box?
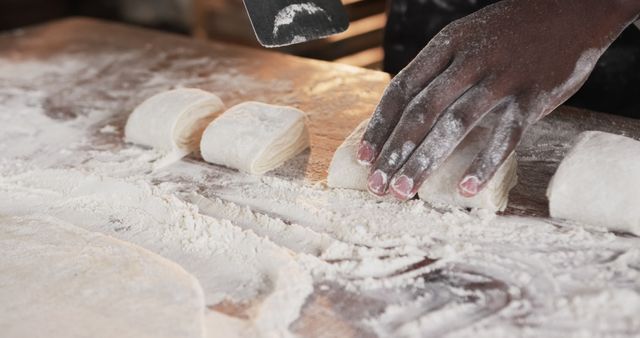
[0,17,387,179]
[3,18,640,337]
[2,18,640,217]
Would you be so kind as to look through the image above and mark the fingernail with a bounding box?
[368,170,388,195]
[390,175,414,200]
[459,176,480,197]
[357,141,374,166]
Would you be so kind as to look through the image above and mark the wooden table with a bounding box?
[3,18,640,337]
[3,18,639,218]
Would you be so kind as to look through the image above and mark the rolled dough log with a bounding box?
[0,215,205,338]
[328,120,518,211]
[547,131,640,234]
[200,101,309,174]
[125,88,224,156]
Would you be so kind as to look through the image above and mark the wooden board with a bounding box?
[3,18,640,218]
[4,18,640,337]
[0,17,388,180]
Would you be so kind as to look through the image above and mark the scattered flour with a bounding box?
[2,41,640,338]
[0,169,316,338]
[99,124,118,134]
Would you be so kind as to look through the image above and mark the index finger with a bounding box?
[357,40,454,166]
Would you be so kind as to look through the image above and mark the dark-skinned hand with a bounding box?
[357,0,640,200]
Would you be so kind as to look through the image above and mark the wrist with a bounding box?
[613,0,640,22]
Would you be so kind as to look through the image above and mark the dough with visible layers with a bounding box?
[200,102,309,174]
[548,131,640,234]
[0,215,205,338]
[328,120,518,212]
[125,88,224,156]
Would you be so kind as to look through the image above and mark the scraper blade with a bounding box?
[242,0,349,48]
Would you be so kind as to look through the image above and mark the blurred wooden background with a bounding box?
[192,0,386,70]
[0,0,386,70]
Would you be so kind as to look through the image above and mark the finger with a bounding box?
[357,43,454,166]
[458,102,530,197]
[367,64,481,196]
[387,83,504,200]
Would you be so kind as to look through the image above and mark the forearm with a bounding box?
[618,0,640,19]
[564,0,640,48]
[612,0,640,22]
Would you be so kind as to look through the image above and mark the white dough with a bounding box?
[547,131,640,234]
[0,215,206,338]
[327,120,370,190]
[125,88,224,156]
[328,120,518,212]
[200,101,309,174]
[417,127,518,211]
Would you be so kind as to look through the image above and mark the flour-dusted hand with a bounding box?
[357,0,640,200]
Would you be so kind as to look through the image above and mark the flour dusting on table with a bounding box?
[2,36,640,338]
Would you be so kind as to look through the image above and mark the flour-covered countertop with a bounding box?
[2,18,640,337]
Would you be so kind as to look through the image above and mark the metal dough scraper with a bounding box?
[242,0,349,47]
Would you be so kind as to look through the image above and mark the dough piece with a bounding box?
[327,120,518,212]
[327,120,370,190]
[0,215,205,338]
[417,127,518,211]
[125,88,224,156]
[200,102,309,174]
[547,131,640,234]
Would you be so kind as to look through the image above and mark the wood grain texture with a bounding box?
[0,17,389,182]
[2,17,639,218]
[4,18,640,337]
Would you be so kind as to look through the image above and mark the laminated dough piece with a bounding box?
[328,120,518,212]
[327,120,370,190]
[125,88,224,156]
[547,131,640,234]
[0,215,205,338]
[200,101,309,174]
[417,127,518,211]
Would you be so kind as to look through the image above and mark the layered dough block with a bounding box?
[328,120,518,212]
[200,102,309,174]
[327,121,370,190]
[547,131,640,235]
[125,88,225,156]
[125,89,309,174]
[0,216,205,338]
[417,127,518,211]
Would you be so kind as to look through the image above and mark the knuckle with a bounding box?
[388,76,411,97]
[407,150,432,175]
[404,104,429,124]
[452,104,480,125]
[384,150,402,169]
[378,141,406,169]
[441,113,468,136]
[404,91,444,123]
[486,72,522,97]
[362,125,383,145]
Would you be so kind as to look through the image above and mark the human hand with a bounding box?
[357,0,640,200]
